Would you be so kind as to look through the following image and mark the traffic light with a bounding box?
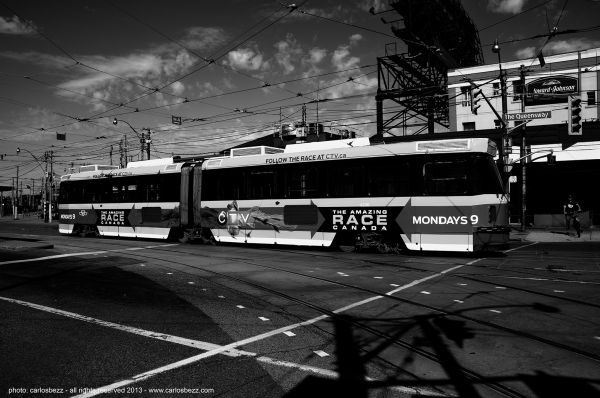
[568,95,582,135]
[471,88,483,115]
[547,154,556,165]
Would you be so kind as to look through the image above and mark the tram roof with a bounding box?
[202,137,497,170]
[60,161,183,181]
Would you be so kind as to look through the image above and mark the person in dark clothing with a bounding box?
[563,194,582,237]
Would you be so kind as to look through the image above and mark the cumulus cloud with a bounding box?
[274,35,303,74]
[308,47,327,64]
[487,0,527,14]
[0,15,36,35]
[331,45,360,71]
[224,47,267,71]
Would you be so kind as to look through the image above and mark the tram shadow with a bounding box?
[283,312,600,398]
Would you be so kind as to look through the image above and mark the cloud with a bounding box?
[515,38,600,58]
[0,15,36,35]
[349,34,363,46]
[308,47,327,64]
[274,34,303,74]
[181,27,227,51]
[487,0,527,14]
[224,46,267,71]
[331,45,360,71]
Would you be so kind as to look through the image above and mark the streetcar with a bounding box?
[58,137,509,252]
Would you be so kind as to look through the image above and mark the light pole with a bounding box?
[492,39,511,223]
[112,118,151,161]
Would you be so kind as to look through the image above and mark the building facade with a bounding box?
[447,48,600,227]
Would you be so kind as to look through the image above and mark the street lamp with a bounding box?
[492,39,510,193]
[112,118,151,161]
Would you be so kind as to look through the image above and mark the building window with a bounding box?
[588,91,596,106]
[493,82,500,96]
[463,122,475,131]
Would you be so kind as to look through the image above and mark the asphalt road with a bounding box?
[0,222,599,398]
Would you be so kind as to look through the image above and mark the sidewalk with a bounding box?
[510,226,600,242]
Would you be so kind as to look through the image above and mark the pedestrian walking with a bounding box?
[563,194,582,237]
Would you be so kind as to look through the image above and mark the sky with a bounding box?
[1,0,600,186]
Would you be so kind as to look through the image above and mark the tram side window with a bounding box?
[367,158,411,196]
[246,167,279,199]
[285,164,320,199]
[327,160,365,197]
[201,169,243,200]
[423,160,468,195]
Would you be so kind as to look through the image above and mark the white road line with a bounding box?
[420,291,431,295]
[236,305,245,309]
[0,250,108,266]
[258,317,270,321]
[534,268,600,273]
[1,295,446,397]
[187,282,195,285]
[492,276,599,285]
[489,310,502,314]
[504,241,538,252]
[453,300,464,304]
[554,290,565,293]
[0,244,180,267]
[313,350,330,357]
[0,296,251,357]
[283,331,296,337]
[373,276,383,279]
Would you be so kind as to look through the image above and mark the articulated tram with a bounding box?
[58,137,509,252]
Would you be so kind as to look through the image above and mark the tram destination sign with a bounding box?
[505,111,551,121]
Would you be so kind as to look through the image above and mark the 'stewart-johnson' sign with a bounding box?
[525,76,578,106]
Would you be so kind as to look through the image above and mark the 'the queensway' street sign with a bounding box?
[505,111,552,121]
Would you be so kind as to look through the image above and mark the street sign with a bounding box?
[505,111,551,121]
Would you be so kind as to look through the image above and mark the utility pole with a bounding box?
[144,129,151,160]
[49,150,54,222]
[14,166,19,219]
[43,151,48,223]
[124,135,129,166]
[519,65,528,232]
[110,145,113,166]
[140,131,146,161]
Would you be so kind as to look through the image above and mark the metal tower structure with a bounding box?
[374,0,484,138]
